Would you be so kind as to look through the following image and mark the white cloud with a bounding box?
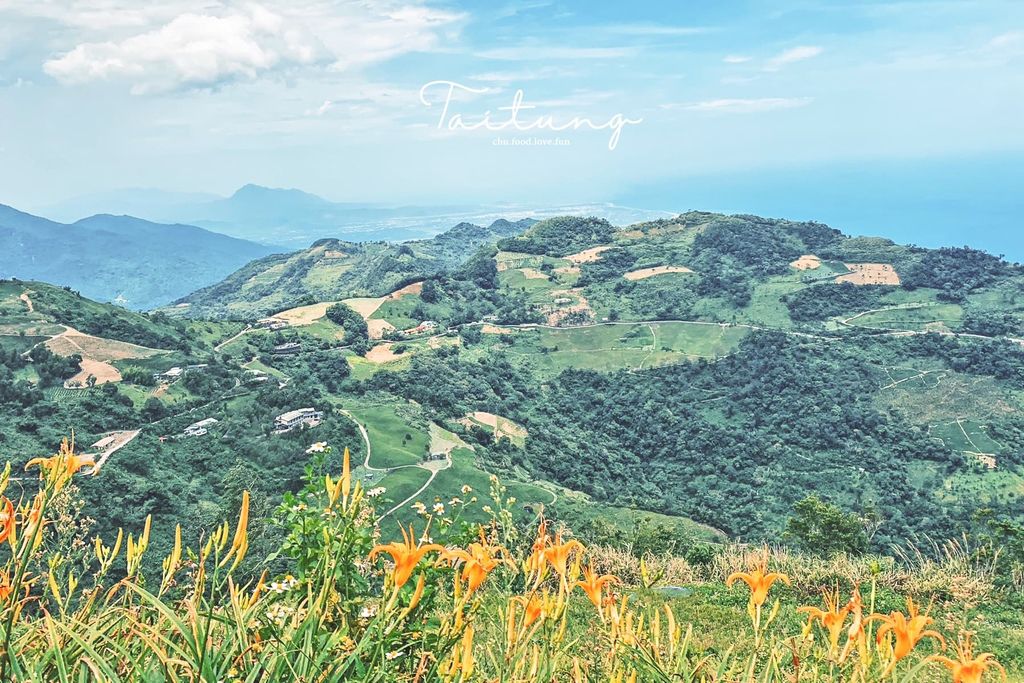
[599,24,709,36]
[36,2,465,93]
[665,97,813,113]
[723,55,751,63]
[476,46,637,61]
[468,66,577,82]
[764,45,823,71]
[43,6,325,93]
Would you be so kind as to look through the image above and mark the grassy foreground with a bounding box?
[0,438,1017,682]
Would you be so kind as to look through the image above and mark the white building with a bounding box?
[274,407,324,433]
[154,367,184,382]
[184,418,219,437]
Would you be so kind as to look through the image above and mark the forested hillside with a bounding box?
[3,210,1024,576]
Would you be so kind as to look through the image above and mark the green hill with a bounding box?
[174,219,533,318]
[4,211,1024,589]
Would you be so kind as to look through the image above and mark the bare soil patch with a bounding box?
[790,254,822,270]
[341,297,387,319]
[323,250,349,259]
[553,265,581,275]
[19,291,34,313]
[45,327,163,388]
[365,343,404,364]
[546,288,592,326]
[463,411,528,441]
[367,319,396,340]
[481,325,516,335]
[565,245,612,264]
[67,358,122,387]
[387,281,424,300]
[47,328,164,362]
[836,263,900,286]
[276,302,337,327]
[623,266,694,281]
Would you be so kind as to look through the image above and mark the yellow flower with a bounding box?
[871,598,946,676]
[726,561,790,610]
[798,587,851,655]
[929,632,1005,683]
[575,563,618,610]
[369,524,443,589]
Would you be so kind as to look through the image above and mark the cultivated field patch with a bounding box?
[835,263,901,286]
[459,411,528,445]
[622,265,694,281]
[341,297,387,319]
[387,281,424,300]
[565,245,613,263]
[276,302,337,327]
[367,319,396,340]
[481,325,517,335]
[545,288,593,326]
[365,342,405,364]
[790,255,822,270]
[43,327,164,388]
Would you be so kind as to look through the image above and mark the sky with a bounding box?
[0,0,1022,246]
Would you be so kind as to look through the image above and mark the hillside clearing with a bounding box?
[623,265,694,280]
[836,263,901,285]
[365,343,405,364]
[67,358,122,387]
[367,319,396,339]
[790,254,822,270]
[43,327,165,388]
[565,245,612,263]
[460,411,528,445]
[275,301,337,327]
[387,281,423,299]
[520,267,548,279]
[342,297,387,319]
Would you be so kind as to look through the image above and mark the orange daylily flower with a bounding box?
[543,534,585,579]
[871,598,946,676]
[25,438,95,482]
[798,586,852,655]
[929,632,1006,683]
[839,587,867,664]
[575,563,618,609]
[726,561,790,609]
[369,524,443,589]
[444,531,503,594]
[0,497,14,545]
[0,570,11,602]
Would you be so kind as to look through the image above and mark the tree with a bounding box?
[142,397,167,422]
[325,303,370,355]
[784,495,868,556]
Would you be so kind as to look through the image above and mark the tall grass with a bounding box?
[0,438,1009,682]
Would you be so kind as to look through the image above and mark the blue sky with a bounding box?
[0,0,1021,231]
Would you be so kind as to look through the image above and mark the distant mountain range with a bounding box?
[0,204,277,310]
[35,184,674,248]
